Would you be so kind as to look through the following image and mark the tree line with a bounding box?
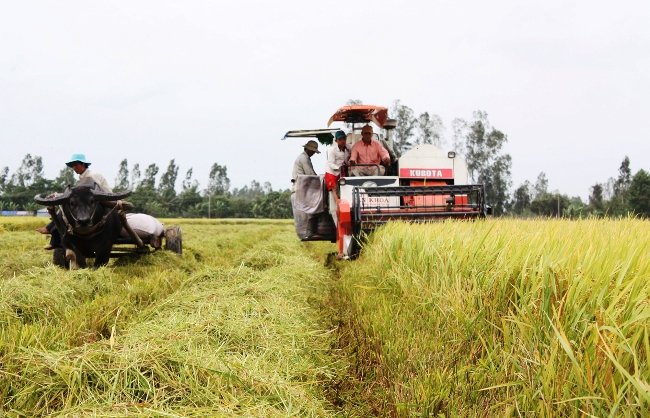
[0,157,292,219]
[509,157,650,218]
[2,100,648,218]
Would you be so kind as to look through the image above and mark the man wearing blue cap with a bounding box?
[36,153,112,249]
[65,153,112,192]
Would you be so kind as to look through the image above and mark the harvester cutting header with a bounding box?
[284,104,489,259]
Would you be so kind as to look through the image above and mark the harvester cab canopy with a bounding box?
[281,128,341,146]
[327,105,388,128]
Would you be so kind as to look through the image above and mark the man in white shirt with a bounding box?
[66,153,112,192]
[324,131,351,225]
[120,213,165,249]
[292,140,319,189]
[325,130,351,189]
[291,140,321,239]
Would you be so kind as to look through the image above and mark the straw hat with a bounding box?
[303,140,320,153]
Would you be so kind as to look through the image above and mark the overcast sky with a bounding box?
[2,0,648,200]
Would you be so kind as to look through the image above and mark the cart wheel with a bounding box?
[164,226,182,254]
[53,247,69,268]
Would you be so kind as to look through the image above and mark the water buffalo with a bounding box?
[34,179,131,269]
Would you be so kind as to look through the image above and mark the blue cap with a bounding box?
[66,153,91,167]
[335,130,346,140]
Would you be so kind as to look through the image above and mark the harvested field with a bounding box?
[0,218,344,416]
[1,217,648,416]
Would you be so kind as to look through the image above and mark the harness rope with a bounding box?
[62,200,125,239]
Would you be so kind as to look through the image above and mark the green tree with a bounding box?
[226,180,273,218]
[2,155,50,210]
[415,112,444,147]
[0,166,8,194]
[229,196,254,218]
[588,183,605,215]
[10,154,44,188]
[114,159,130,192]
[462,111,512,215]
[158,160,178,199]
[565,196,587,219]
[614,156,632,193]
[451,118,467,156]
[390,100,416,154]
[511,181,532,215]
[130,163,141,189]
[178,169,203,217]
[252,190,292,218]
[140,163,159,190]
[206,163,230,196]
[232,180,265,199]
[608,156,632,216]
[533,172,549,199]
[207,195,232,218]
[53,167,76,190]
[530,192,570,217]
[628,169,650,217]
[131,163,159,214]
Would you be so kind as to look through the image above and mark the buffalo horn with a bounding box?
[91,189,132,201]
[34,189,72,206]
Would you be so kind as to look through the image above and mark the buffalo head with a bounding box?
[34,180,131,230]
[34,180,132,269]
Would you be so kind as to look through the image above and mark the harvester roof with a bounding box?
[327,105,388,128]
[281,128,341,145]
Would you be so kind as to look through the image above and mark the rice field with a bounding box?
[336,218,650,416]
[1,216,648,417]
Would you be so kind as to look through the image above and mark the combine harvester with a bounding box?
[284,104,490,258]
